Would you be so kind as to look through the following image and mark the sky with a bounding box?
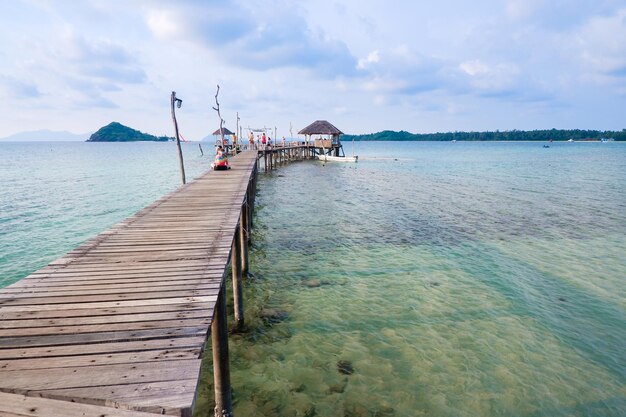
[0,0,625,139]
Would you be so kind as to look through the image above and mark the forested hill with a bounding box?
[342,129,626,142]
[87,122,172,142]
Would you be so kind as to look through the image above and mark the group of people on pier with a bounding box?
[246,131,285,150]
[212,130,287,170]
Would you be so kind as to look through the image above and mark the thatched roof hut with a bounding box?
[298,120,343,136]
[299,120,343,149]
[212,127,235,136]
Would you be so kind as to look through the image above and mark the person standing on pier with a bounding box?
[249,132,254,149]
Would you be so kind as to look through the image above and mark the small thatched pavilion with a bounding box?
[298,120,344,156]
[211,127,235,147]
[212,127,235,137]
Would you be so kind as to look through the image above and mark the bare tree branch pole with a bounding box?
[170,91,186,185]
[212,84,225,148]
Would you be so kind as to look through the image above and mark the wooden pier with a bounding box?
[0,151,262,417]
[255,142,318,172]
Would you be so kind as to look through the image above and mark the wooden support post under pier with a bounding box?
[211,284,233,417]
[240,203,249,275]
[246,186,253,234]
[231,224,244,329]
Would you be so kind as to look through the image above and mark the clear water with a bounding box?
[0,141,210,287]
[197,141,626,417]
[1,141,625,416]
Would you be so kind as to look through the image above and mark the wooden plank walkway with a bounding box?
[0,392,165,417]
[0,151,259,417]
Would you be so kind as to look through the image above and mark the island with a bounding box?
[87,122,172,142]
[343,129,626,142]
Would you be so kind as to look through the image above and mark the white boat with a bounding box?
[318,153,358,162]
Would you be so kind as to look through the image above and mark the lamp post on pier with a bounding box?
[170,91,186,185]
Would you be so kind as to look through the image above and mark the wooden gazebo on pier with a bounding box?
[212,127,234,136]
[298,120,344,157]
[212,128,235,139]
[212,127,235,149]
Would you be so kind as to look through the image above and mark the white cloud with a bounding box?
[458,60,522,94]
[576,8,626,77]
[357,50,380,70]
[0,0,625,137]
[459,60,490,76]
[506,0,537,20]
[143,1,356,76]
[147,10,181,39]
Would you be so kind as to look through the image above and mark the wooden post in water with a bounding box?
[245,186,252,235]
[211,284,233,417]
[170,91,186,185]
[241,200,250,271]
[231,225,244,329]
[248,163,256,231]
[235,112,240,155]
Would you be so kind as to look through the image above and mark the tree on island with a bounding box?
[87,122,172,142]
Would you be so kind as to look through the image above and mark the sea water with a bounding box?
[0,141,210,287]
[1,141,625,416]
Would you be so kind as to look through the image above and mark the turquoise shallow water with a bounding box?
[0,141,209,287]
[198,141,626,416]
[1,141,625,416]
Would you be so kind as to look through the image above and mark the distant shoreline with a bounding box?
[343,129,625,142]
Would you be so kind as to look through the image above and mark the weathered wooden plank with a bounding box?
[1,309,211,330]
[0,392,166,417]
[34,380,198,415]
[0,356,201,393]
[0,288,222,306]
[0,347,201,371]
[0,281,222,298]
[0,317,211,337]
[4,275,224,290]
[28,261,223,275]
[0,326,208,348]
[0,302,213,321]
[0,336,206,360]
[52,250,231,264]
[0,295,217,313]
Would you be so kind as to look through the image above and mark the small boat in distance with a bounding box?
[318,153,358,162]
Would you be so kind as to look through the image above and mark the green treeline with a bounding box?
[343,129,626,142]
[87,122,172,142]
